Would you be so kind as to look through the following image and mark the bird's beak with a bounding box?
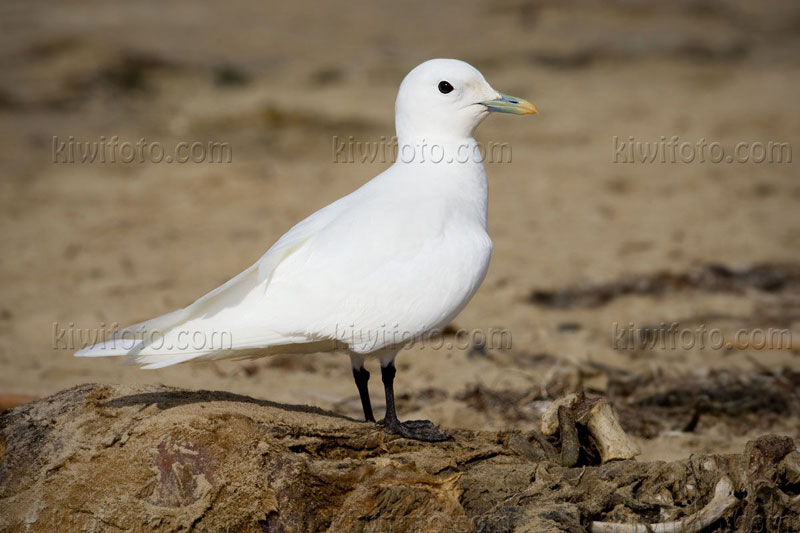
[481,93,538,115]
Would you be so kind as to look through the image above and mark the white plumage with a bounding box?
[76,58,536,439]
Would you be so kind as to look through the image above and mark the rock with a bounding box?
[0,384,797,532]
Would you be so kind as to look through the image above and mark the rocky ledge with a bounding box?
[1,384,797,532]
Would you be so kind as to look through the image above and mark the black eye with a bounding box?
[438,81,454,94]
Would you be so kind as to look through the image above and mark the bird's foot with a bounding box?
[382,418,451,442]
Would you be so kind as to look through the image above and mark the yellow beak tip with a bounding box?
[483,93,538,115]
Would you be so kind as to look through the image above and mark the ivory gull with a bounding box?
[76,58,536,441]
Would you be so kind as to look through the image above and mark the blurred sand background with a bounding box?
[1,0,798,461]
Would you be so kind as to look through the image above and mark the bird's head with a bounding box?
[394,58,536,142]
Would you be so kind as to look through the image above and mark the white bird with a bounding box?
[76,58,536,441]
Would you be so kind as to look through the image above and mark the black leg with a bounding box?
[352,366,375,423]
[380,361,450,442]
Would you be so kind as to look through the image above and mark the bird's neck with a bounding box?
[393,135,483,166]
[387,135,489,227]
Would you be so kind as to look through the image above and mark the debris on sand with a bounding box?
[528,263,800,309]
[541,393,641,465]
[590,475,736,533]
[452,363,800,442]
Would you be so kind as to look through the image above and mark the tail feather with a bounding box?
[107,262,262,344]
[74,261,336,367]
[74,202,343,368]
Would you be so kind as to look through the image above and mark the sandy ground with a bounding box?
[1,0,799,462]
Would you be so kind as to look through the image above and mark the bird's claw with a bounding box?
[382,418,451,442]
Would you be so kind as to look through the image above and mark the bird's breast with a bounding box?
[262,173,492,353]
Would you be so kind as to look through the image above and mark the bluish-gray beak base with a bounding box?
[481,93,538,115]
